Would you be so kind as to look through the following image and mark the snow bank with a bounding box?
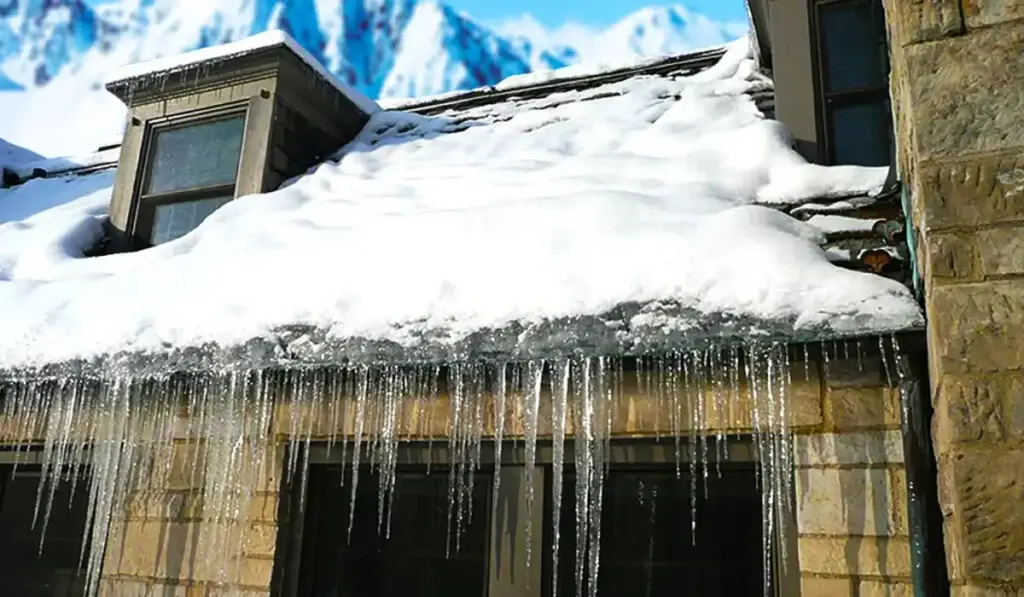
[0,39,922,371]
[104,30,380,116]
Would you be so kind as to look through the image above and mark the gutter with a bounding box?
[891,334,950,597]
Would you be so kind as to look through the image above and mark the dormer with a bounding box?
[747,0,892,167]
[104,31,377,250]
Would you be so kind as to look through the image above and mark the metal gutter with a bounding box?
[891,334,950,597]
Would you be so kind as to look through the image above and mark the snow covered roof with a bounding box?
[0,38,923,378]
[104,30,380,116]
[0,138,42,172]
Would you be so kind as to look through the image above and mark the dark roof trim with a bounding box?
[404,47,729,116]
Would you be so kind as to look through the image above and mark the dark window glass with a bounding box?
[151,195,232,245]
[298,468,490,597]
[815,0,892,167]
[545,465,765,597]
[0,469,89,597]
[144,116,245,195]
[831,99,893,166]
[819,0,887,92]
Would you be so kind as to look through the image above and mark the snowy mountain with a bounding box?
[0,0,747,155]
[495,5,748,67]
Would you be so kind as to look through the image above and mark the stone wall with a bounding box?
[882,2,1024,594]
[796,356,912,597]
[98,437,283,597]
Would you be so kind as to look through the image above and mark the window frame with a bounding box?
[0,451,93,597]
[274,437,794,597]
[127,101,251,248]
[809,0,893,167]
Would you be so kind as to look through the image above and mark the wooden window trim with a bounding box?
[127,101,252,248]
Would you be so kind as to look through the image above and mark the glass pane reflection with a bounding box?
[145,116,245,195]
[150,196,231,245]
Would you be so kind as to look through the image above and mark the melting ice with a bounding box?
[0,337,904,597]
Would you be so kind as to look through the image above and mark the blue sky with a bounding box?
[450,0,747,28]
[85,0,748,29]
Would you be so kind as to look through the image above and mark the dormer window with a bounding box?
[137,112,246,245]
[813,0,892,167]
[753,0,893,167]
[102,31,378,252]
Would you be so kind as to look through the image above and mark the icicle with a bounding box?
[550,361,570,597]
[348,366,370,542]
[668,352,682,479]
[684,352,697,545]
[891,334,907,382]
[377,367,401,538]
[710,348,727,479]
[490,362,507,533]
[523,360,544,571]
[698,349,709,501]
[879,335,894,387]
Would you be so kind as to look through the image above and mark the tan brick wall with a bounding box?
[97,435,283,597]
[795,356,913,597]
[883,1,1024,592]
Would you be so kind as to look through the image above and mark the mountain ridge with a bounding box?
[0,0,746,156]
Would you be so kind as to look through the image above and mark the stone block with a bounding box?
[889,469,910,537]
[916,152,1024,231]
[243,523,278,558]
[933,373,1024,448]
[825,387,901,431]
[945,446,1024,583]
[925,232,980,280]
[99,578,188,597]
[904,24,1024,160]
[945,516,966,582]
[978,226,1024,276]
[103,518,275,587]
[929,281,1024,373]
[797,535,912,577]
[962,0,1024,29]
[858,580,913,597]
[800,576,853,597]
[882,0,965,46]
[795,468,901,536]
[951,585,1024,597]
[795,431,904,467]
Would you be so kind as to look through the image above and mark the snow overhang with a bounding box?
[103,30,379,116]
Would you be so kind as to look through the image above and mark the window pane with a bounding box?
[301,468,490,597]
[145,115,245,195]
[820,0,887,92]
[831,99,892,167]
[0,471,90,597]
[547,465,765,597]
[151,196,231,245]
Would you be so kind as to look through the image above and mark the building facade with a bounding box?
[0,2,1020,597]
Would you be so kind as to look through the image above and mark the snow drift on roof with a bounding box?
[104,30,380,116]
[0,38,922,373]
[0,137,42,170]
